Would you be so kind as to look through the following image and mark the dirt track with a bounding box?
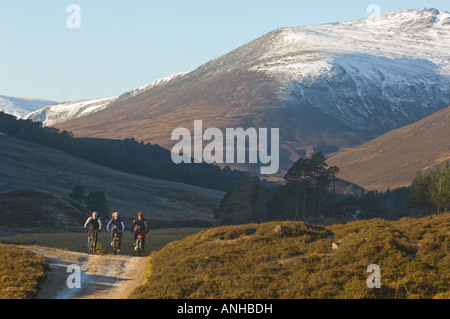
[23,246,146,299]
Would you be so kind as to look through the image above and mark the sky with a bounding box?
[1,0,449,102]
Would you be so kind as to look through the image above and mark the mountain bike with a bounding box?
[112,229,122,255]
[87,229,98,255]
[135,230,146,256]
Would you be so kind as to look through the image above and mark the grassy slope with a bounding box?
[0,134,224,223]
[0,244,48,299]
[131,213,450,299]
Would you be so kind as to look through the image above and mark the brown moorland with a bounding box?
[131,213,450,299]
[327,106,450,191]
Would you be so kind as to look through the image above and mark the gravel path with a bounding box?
[23,246,146,299]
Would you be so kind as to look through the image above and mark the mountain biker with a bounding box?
[130,212,149,250]
[83,211,102,247]
[106,212,125,252]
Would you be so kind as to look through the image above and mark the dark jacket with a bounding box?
[131,218,149,232]
[84,217,102,231]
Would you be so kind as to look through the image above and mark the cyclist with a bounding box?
[130,212,149,250]
[106,212,126,252]
[83,211,101,248]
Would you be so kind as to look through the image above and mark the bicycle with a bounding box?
[134,229,146,256]
[86,229,98,255]
[112,229,122,255]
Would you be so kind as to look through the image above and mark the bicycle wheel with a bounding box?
[87,235,94,254]
[91,240,97,255]
[113,237,120,255]
[136,239,142,256]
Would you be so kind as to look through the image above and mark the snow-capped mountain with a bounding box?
[110,72,189,106]
[189,7,449,130]
[0,95,56,118]
[53,8,449,173]
[278,8,450,130]
[24,72,188,127]
[23,96,117,127]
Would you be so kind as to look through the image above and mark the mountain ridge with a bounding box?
[24,8,450,176]
[0,95,56,118]
[23,72,189,127]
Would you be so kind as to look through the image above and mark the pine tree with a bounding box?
[69,185,86,208]
[428,163,450,213]
[85,191,109,214]
[214,173,268,225]
[277,152,339,220]
[362,190,379,218]
[283,157,313,220]
[408,163,450,214]
[408,171,430,214]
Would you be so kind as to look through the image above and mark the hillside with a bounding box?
[23,96,117,127]
[327,106,450,191]
[1,111,255,192]
[0,134,224,230]
[0,95,56,118]
[0,190,86,234]
[131,213,450,299]
[52,8,449,174]
[23,73,187,127]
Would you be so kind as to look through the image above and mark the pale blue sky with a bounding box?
[1,0,449,102]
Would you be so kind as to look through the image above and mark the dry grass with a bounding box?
[0,243,49,299]
[131,213,450,299]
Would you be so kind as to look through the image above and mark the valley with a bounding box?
[44,9,449,175]
[0,6,448,301]
[0,133,224,232]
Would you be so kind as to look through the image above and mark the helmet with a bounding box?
[92,211,98,217]
[112,212,119,218]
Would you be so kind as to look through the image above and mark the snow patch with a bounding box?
[23,71,189,126]
[23,96,118,126]
[0,95,56,118]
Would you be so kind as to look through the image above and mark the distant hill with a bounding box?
[0,133,224,228]
[327,106,450,191]
[0,95,56,118]
[79,137,260,192]
[0,190,86,233]
[0,111,252,192]
[23,96,117,127]
[23,73,186,126]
